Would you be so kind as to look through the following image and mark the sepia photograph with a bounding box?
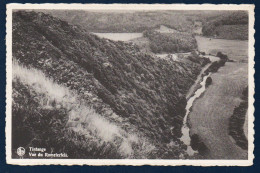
[6,4,255,166]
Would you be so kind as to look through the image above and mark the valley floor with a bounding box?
[188,37,249,159]
[189,62,248,159]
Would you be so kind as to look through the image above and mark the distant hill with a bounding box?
[12,11,209,159]
[37,10,205,33]
[202,11,248,40]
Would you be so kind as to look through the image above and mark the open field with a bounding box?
[196,36,248,62]
[92,33,143,41]
[189,62,248,159]
[189,37,248,159]
[155,25,180,33]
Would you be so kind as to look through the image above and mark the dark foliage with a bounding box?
[205,60,226,73]
[205,77,212,87]
[216,52,228,61]
[43,10,201,33]
[190,134,209,156]
[205,52,228,74]
[143,30,197,53]
[228,87,248,150]
[202,11,248,40]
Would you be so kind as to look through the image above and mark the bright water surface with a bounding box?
[180,73,211,156]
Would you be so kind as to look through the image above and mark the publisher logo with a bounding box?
[17,147,25,157]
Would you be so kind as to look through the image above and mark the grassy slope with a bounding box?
[12,11,209,159]
[195,36,248,62]
[189,37,248,159]
[13,63,154,158]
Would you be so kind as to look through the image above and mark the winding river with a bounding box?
[180,50,220,156]
[180,72,211,156]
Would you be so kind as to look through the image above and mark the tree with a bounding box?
[205,77,212,87]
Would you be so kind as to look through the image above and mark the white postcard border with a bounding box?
[6,3,255,166]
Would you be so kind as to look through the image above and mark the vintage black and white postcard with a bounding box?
[6,4,255,166]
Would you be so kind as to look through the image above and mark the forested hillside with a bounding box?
[12,11,209,159]
[39,10,203,33]
[143,30,197,53]
[202,11,248,40]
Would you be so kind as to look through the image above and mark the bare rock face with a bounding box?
[12,11,209,158]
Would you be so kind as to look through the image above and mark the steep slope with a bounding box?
[12,11,209,159]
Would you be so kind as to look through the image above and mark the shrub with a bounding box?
[205,77,212,87]
[190,134,209,155]
[216,52,228,61]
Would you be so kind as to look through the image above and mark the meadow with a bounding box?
[188,37,248,159]
[92,33,143,41]
[189,62,248,159]
[196,36,248,62]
